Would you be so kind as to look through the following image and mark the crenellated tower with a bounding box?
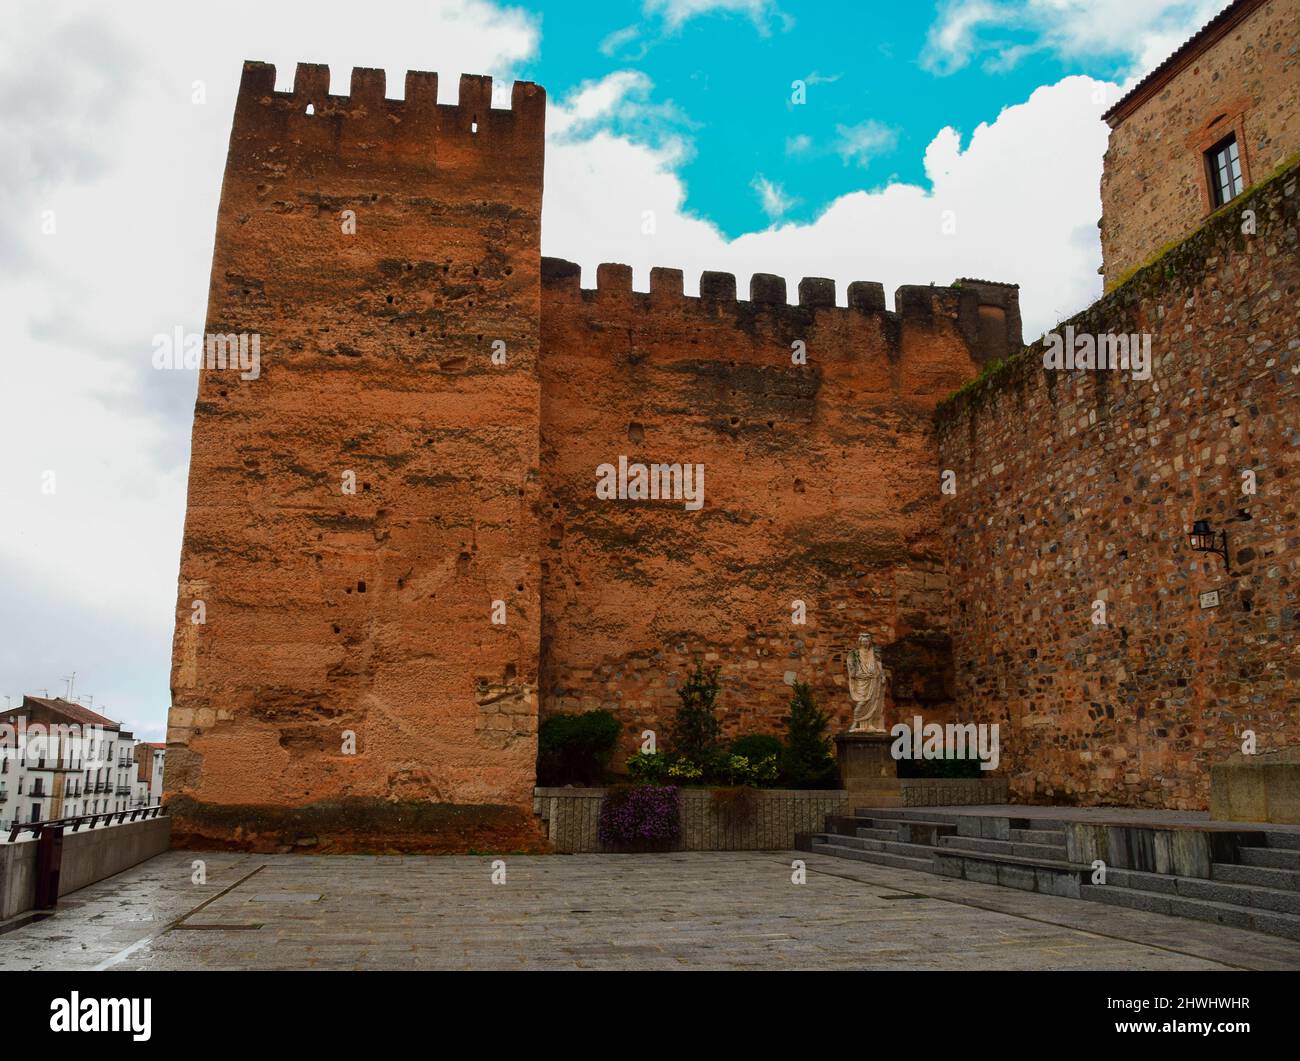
[167,61,547,849]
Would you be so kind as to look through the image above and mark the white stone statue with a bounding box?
[847,633,888,733]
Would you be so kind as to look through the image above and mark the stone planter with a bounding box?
[534,786,847,853]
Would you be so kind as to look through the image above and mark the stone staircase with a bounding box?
[799,806,1300,941]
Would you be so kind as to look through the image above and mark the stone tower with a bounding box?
[166,61,547,849]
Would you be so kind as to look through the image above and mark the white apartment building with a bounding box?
[134,742,165,808]
[0,696,146,831]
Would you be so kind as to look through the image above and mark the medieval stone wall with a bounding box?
[538,264,1001,764]
[937,162,1299,810]
[166,62,547,849]
[1100,0,1299,287]
[166,61,1020,845]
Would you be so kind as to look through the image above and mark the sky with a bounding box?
[0,0,1227,739]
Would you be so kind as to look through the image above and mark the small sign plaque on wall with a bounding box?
[1199,590,1221,609]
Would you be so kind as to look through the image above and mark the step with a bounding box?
[1178,876,1300,916]
[1080,884,1300,942]
[820,834,884,852]
[850,816,959,833]
[1009,828,1067,846]
[815,834,939,860]
[1104,867,1180,895]
[1239,847,1300,870]
[938,835,1068,860]
[841,817,959,846]
[809,840,934,874]
[894,822,958,846]
[1212,863,1300,891]
[1260,832,1300,852]
[854,826,898,841]
[854,808,966,825]
[1106,866,1300,914]
[832,821,956,837]
[931,848,1087,898]
[827,818,944,843]
[955,815,1067,840]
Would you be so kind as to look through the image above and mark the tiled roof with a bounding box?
[11,695,122,731]
[1102,0,1265,127]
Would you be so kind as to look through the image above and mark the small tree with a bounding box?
[780,682,837,788]
[669,662,722,767]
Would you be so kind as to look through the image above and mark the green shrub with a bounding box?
[665,758,704,782]
[625,750,669,783]
[536,709,621,785]
[721,753,779,787]
[669,663,722,765]
[779,683,838,789]
[729,733,783,764]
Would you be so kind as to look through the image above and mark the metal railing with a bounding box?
[6,805,167,843]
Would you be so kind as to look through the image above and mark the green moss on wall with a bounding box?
[934,154,1299,435]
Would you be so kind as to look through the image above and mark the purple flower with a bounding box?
[597,785,682,850]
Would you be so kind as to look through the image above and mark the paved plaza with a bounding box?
[2,849,1299,970]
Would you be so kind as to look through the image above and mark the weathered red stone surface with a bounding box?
[936,162,1300,810]
[538,266,1006,762]
[168,62,547,850]
[167,61,1021,848]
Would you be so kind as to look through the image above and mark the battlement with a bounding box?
[541,258,1021,363]
[231,60,545,161]
[170,60,1020,846]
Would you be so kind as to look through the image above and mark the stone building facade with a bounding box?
[936,161,1299,809]
[1100,0,1300,288]
[165,61,1016,849]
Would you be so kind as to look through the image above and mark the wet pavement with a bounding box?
[2,848,1298,970]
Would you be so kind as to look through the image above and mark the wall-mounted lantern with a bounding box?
[1188,519,1230,572]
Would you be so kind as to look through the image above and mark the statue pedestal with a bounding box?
[835,732,901,810]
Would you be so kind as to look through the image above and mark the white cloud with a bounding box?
[833,120,900,167]
[0,0,540,735]
[644,0,783,32]
[751,175,797,220]
[922,0,1225,79]
[599,25,644,58]
[550,71,655,136]
[544,73,1110,338]
[922,0,1005,76]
